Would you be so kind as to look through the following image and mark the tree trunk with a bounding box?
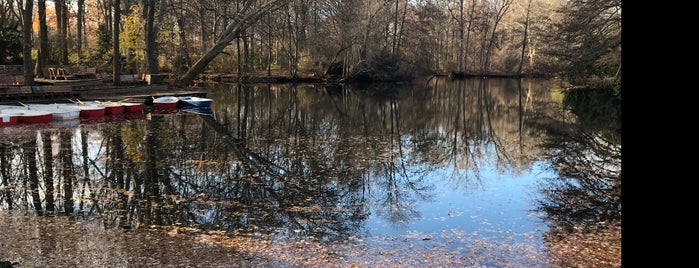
[77,0,85,59]
[175,17,192,75]
[35,0,47,78]
[464,0,477,72]
[56,0,69,65]
[174,0,290,87]
[113,0,121,86]
[518,0,532,75]
[145,0,158,73]
[482,0,513,75]
[22,0,34,86]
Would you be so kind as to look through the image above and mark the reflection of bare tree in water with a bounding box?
[41,131,56,213]
[0,142,11,209]
[197,85,363,241]
[478,79,517,167]
[372,96,432,226]
[532,89,622,267]
[443,79,483,185]
[60,128,75,214]
[78,129,91,214]
[537,123,621,234]
[23,138,42,214]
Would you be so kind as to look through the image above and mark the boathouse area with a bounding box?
[0,65,205,104]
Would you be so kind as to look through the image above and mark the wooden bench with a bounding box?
[120,74,146,85]
[0,75,21,86]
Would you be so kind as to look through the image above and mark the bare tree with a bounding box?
[174,0,291,86]
[517,0,532,75]
[481,0,514,74]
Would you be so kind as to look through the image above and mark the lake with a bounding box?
[0,77,622,267]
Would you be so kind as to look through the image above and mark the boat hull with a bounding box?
[153,96,179,113]
[0,108,53,124]
[20,114,53,124]
[0,113,19,127]
[104,105,125,115]
[154,102,178,110]
[122,102,145,113]
[28,104,81,120]
[71,105,106,118]
[179,96,213,107]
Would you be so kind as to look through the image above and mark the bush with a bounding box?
[0,21,23,65]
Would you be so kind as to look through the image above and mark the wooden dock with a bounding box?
[1,80,206,105]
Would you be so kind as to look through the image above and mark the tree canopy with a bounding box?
[1,0,621,88]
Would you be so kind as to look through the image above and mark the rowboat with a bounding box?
[0,107,53,124]
[27,103,81,120]
[85,101,125,115]
[122,102,145,113]
[152,96,179,114]
[63,103,106,118]
[178,96,213,107]
[153,96,179,109]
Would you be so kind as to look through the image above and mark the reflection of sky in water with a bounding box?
[364,161,551,248]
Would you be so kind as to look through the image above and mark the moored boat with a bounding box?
[152,96,179,114]
[178,96,213,107]
[153,96,179,110]
[0,107,53,124]
[85,101,125,115]
[122,102,145,113]
[27,103,81,120]
[63,103,106,118]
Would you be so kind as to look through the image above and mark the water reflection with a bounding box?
[530,88,622,266]
[0,78,621,266]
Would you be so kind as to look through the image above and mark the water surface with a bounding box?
[0,78,621,267]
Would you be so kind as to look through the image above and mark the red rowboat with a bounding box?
[0,108,53,124]
[152,96,179,114]
[63,103,106,118]
[153,96,179,109]
[84,101,125,115]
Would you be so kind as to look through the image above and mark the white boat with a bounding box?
[0,106,53,124]
[84,101,125,115]
[152,96,179,114]
[153,96,179,109]
[27,103,81,120]
[55,103,104,118]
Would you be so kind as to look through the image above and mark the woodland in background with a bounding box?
[0,0,621,91]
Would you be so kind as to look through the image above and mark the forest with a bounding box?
[0,0,621,91]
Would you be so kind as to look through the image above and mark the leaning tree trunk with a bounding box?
[518,0,532,76]
[174,0,291,87]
